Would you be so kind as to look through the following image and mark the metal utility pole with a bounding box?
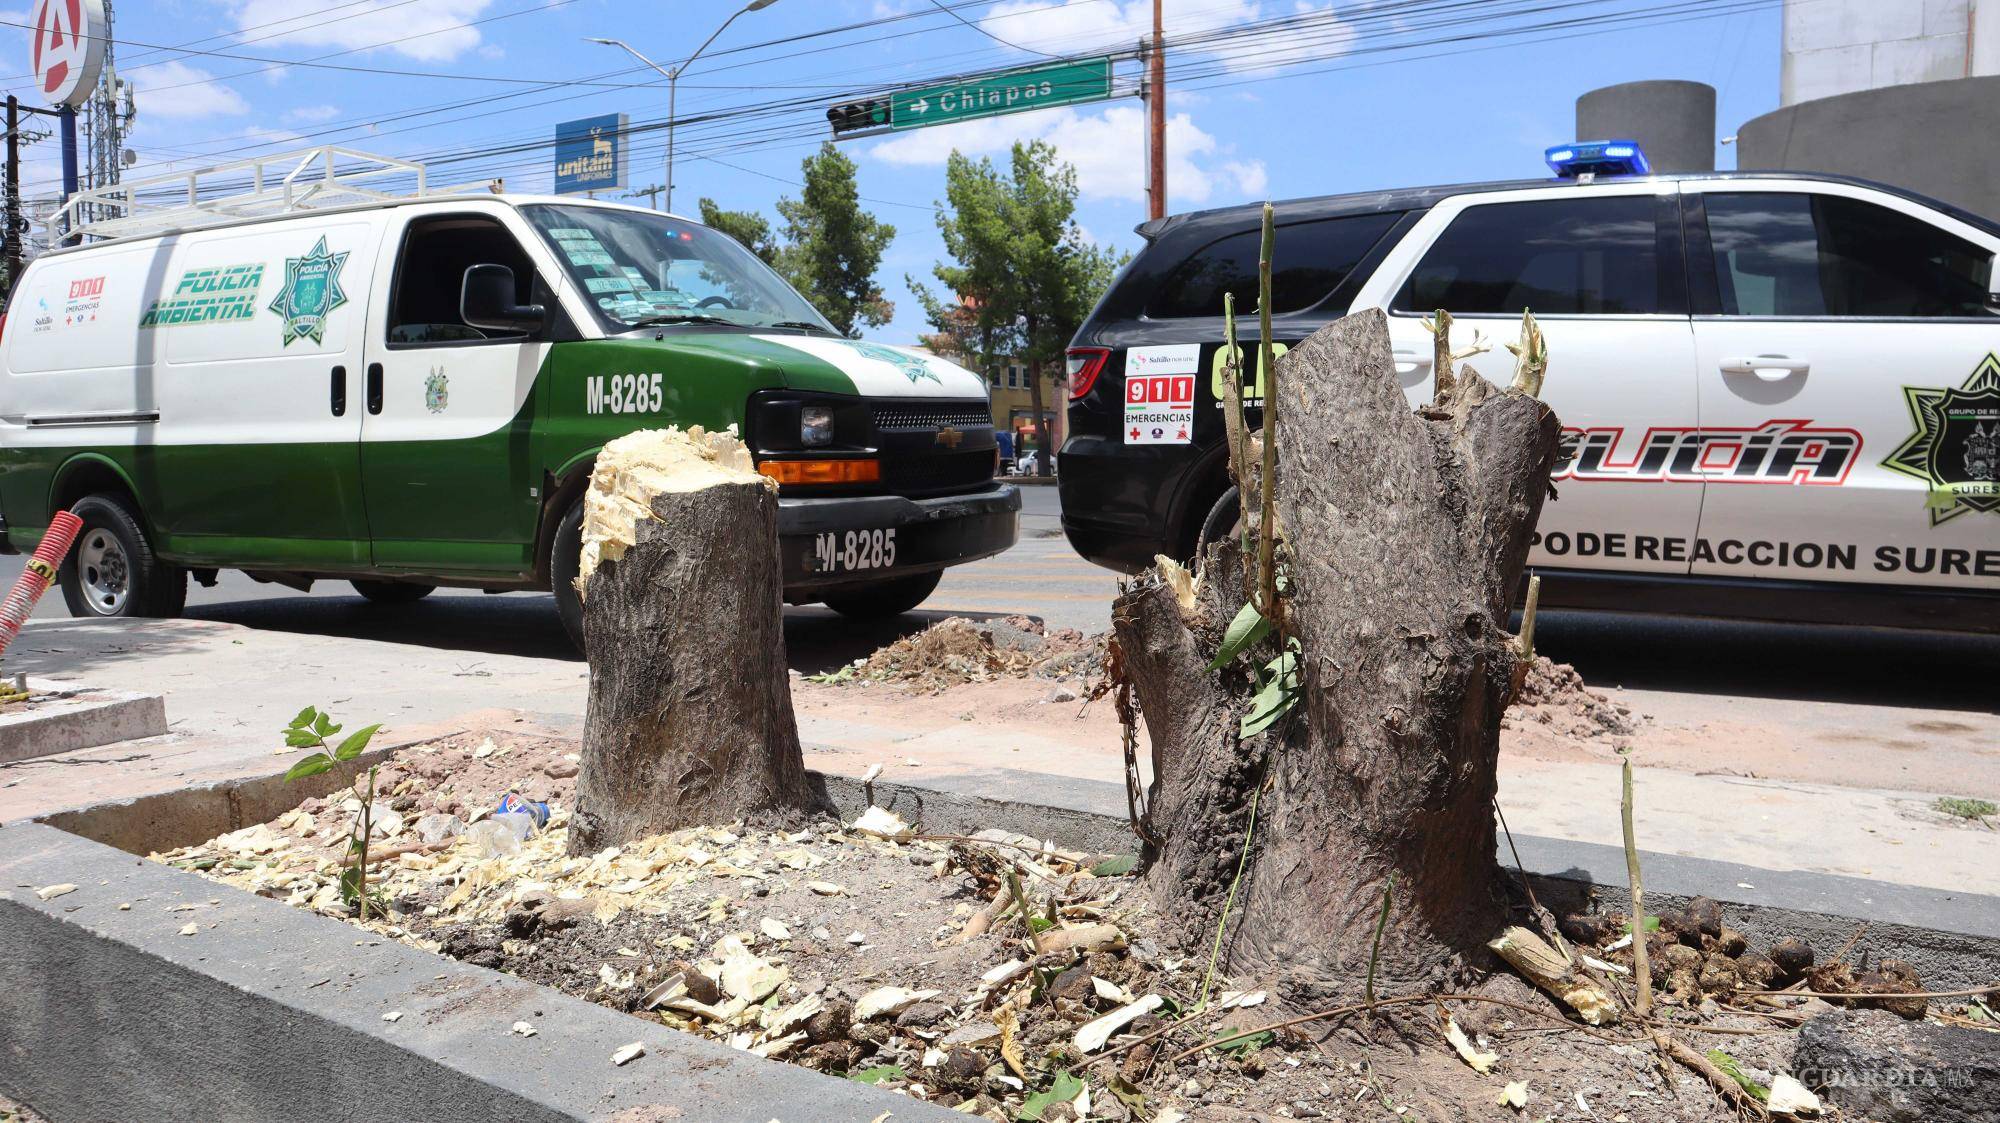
[588,0,779,214]
[625,183,667,209]
[1146,0,1166,220]
[6,96,20,291]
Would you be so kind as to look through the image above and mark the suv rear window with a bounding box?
[1395,195,1659,315]
[1144,212,1398,319]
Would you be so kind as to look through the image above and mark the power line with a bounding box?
[922,0,1060,58]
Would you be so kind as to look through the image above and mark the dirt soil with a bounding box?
[145,723,1991,1122]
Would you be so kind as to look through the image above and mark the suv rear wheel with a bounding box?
[351,580,435,604]
[821,570,942,619]
[1194,486,1243,556]
[59,494,187,619]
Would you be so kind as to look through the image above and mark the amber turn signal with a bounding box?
[757,458,881,486]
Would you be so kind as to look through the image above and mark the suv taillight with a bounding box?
[1066,347,1110,400]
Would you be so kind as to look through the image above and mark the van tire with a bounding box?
[59,494,186,619]
[551,497,587,654]
[351,580,435,604]
[821,570,942,619]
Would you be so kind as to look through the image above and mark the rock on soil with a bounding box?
[1794,1008,2000,1123]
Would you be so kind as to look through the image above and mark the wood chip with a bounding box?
[35,884,77,900]
[178,922,199,936]
[511,1021,538,1037]
[611,1041,645,1066]
[1444,1015,1497,1074]
[1074,994,1163,1053]
[806,881,845,896]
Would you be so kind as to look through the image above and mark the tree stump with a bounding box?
[1114,309,1561,1001]
[568,427,826,854]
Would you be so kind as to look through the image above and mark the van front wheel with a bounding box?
[351,580,435,604]
[821,570,942,619]
[59,494,187,619]
[551,497,587,655]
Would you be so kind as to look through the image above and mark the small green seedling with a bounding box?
[1935,796,1997,823]
[280,706,385,920]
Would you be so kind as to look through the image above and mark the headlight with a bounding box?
[801,405,835,447]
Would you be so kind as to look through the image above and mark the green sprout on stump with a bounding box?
[280,706,385,920]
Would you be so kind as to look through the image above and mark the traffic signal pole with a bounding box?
[1146,0,1166,221]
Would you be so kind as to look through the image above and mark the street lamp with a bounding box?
[588,0,779,214]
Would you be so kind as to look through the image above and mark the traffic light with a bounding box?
[826,99,892,137]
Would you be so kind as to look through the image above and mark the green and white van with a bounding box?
[0,167,1017,648]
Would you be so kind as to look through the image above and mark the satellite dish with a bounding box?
[122,149,138,167]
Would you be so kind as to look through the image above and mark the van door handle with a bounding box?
[366,363,384,414]
[1391,349,1432,374]
[1720,354,1809,381]
[330,365,347,416]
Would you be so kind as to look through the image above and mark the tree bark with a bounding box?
[568,431,826,854]
[1115,309,1561,1002]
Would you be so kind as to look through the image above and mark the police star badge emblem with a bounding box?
[1882,353,2000,526]
[268,236,350,347]
[850,340,942,385]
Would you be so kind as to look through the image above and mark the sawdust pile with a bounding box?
[1505,655,1639,743]
[829,616,1105,694]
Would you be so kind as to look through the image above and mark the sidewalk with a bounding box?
[3,615,1996,900]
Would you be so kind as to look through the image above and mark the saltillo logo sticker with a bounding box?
[268,236,350,346]
[1883,353,2000,526]
[1124,345,1199,445]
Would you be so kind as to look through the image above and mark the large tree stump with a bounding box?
[568,427,826,854]
[1115,309,1561,1001]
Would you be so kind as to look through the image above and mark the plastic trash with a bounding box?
[466,796,550,858]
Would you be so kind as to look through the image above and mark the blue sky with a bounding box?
[3,0,1781,342]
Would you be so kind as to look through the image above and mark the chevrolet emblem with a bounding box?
[935,425,965,449]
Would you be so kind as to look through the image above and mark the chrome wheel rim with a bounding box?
[76,528,131,614]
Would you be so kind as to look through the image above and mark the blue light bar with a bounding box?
[1545,139,1650,178]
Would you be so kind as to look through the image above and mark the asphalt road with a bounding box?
[2,482,1996,712]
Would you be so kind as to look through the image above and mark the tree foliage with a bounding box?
[696,143,895,337]
[913,141,1123,473]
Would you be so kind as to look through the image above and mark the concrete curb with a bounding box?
[0,821,957,1123]
[20,732,448,853]
[0,679,166,764]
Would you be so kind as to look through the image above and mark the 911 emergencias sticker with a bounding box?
[1124,345,1199,444]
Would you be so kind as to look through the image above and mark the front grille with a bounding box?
[881,447,998,495]
[870,400,993,433]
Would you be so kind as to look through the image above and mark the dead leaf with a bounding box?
[995,1006,1029,1080]
[855,986,940,1021]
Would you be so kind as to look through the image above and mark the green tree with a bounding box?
[777,142,896,336]
[914,141,1122,475]
[696,198,782,268]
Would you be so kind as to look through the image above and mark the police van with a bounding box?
[0,149,1017,648]
[1060,143,2000,631]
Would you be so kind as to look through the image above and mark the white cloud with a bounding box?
[983,0,1354,72]
[224,0,497,63]
[870,103,1267,207]
[132,61,251,119]
[284,104,343,124]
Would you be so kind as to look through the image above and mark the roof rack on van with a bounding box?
[45,146,501,245]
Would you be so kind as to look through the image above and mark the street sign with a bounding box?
[554,113,629,195]
[828,57,1116,138]
[892,57,1113,131]
[30,0,107,109]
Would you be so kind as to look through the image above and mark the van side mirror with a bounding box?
[461,264,545,335]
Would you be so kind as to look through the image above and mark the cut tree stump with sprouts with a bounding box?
[568,426,828,853]
[1114,307,1561,1004]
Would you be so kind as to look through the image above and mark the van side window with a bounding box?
[1145,212,1399,319]
[388,215,538,346]
[1703,192,1995,318]
[1395,196,1658,315]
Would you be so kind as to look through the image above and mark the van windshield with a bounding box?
[521,204,836,334]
